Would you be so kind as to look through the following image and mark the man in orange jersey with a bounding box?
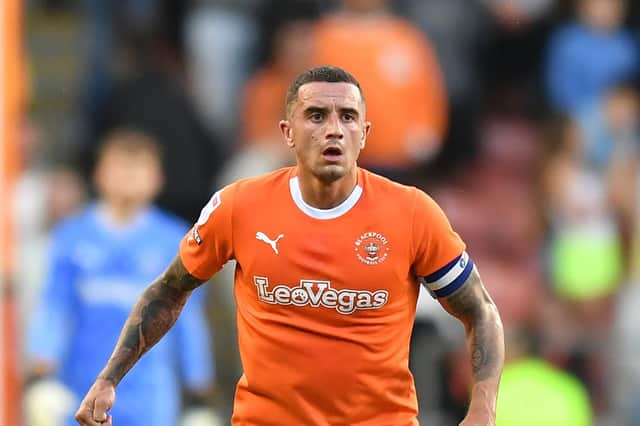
[75,66,504,426]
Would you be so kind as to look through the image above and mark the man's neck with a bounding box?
[100,200,144,226]
[297,169,358,210]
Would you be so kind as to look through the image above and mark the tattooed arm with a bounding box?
[75,255,206,426]
[439,267,504,426]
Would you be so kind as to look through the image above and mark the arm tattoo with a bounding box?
[98,255,206,386]
[439,268,504,382]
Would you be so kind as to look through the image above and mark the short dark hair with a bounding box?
[97,128,162,162]
[285,66,364,117]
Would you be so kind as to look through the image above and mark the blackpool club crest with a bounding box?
[354,231,389,265]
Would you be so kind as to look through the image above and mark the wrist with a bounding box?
[468,380,499,418]
[466,402,495,420]
[96,375,118,389]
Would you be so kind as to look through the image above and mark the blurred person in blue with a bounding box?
[540,111,630,415]
[23,129,218,426]
[85,0,226,224]
[545,0,638,114]
[576,78,640,170]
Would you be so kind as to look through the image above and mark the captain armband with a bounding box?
[419,251,474,299]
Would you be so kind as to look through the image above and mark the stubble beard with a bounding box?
[314,163,349,183]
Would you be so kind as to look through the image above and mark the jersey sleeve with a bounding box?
[179,184,236,280]
[411,189,472,298]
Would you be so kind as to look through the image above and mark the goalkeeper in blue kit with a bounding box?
[24,129,218,426]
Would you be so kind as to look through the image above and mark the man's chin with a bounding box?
[315,164,347,182]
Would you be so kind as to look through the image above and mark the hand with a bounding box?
[74,378,115,425]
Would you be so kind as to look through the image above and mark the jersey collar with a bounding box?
[289,174,363,220]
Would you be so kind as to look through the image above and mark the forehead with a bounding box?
[296,82,363,110]
[100,146,159,165]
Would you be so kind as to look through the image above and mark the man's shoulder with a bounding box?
[359,169,448,220]
[361,168,418,200]
[230,167,293,195]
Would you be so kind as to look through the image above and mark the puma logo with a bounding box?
[256,232,285,254]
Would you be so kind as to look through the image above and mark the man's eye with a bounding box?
[310,113,324,121]
[343,114,354,121]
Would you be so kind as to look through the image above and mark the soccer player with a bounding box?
[75,66,504,425]
[26,129,215,426]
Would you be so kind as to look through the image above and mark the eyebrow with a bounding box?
[303,106,360,118]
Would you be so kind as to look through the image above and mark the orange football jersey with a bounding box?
[180,167,468,425]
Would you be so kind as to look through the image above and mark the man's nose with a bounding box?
[325,113,344,139]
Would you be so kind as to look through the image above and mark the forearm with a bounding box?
[465,302,504,417]
[98,256,204,387]
[439,268,505,419]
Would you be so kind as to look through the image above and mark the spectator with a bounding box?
[545,0,638,113]
[601,81,640,236]
[185,2,257,140]
[91,30,225,222]
[240,0,321,158]
[607,82,640,423]
[542,116,624,301]
[479,0,555,117]
[311,0,448,182]
[541,114,625,414]
[396,0,492,172]
[24,130,217,426]
[79,0,193,147]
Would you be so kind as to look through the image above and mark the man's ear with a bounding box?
[361,121,372,149]
[279,120,294,148]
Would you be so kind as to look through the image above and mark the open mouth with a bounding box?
[322,146,343,160]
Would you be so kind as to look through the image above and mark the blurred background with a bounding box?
[1,0,640,425]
